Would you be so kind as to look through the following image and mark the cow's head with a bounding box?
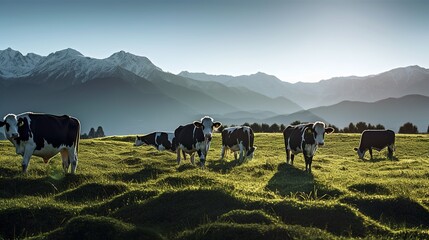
[308,121,334,146]
[353,147,365,159]
[193,116,221,168]
[134,135,146,147]
[0,114,20,140]
[193,116,222,142]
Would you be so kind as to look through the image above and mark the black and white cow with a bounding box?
[283,121,334,173]
[174,116,221,167]
[354,130,395,160]
[134,131,186,159]
[220,126,256,163]
[134,132,177,151]
[0,112,80,173]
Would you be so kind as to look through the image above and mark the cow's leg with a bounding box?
[220,145,226,160]
[304,155,313,173]
[21,143,37,173]
[238,142,244,163]
[60,149,70,173]
[21,146,35,173]
[69,146,78,174]
[286,149,291,164]
[182,150,187,160]
[369,148,373,159]
[291,154,295,165]
[190,153,195,165]
[176,148,181,165]
[197,150,205,168]
[234,152,238,160]
[387,145,394,159]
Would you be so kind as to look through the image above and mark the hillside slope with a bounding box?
[1,134,428,239]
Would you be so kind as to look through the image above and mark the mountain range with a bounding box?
[180,66,429,109]
[1,48,428,134]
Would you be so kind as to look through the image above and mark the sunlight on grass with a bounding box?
[0,133,428,239]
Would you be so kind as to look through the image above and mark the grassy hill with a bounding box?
[1,133,429,239]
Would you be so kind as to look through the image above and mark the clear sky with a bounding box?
[1,0,428,83]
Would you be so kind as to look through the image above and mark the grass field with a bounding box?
[1,133,429,239]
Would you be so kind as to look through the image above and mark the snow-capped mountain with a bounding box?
[106,51,161,79]
[0,48,162,83]
[0,48,42,78]
[29,48,116,84]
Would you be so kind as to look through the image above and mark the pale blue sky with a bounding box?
[1,0,428,82]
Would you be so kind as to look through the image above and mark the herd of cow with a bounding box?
[0,112,396,174]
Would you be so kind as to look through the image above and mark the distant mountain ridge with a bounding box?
[265,94,429,132]
[180,66,429,109]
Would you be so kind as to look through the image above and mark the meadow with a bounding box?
[0,133,429,239]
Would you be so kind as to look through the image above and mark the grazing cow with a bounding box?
[174,116,221,167]
[220,126,256,163]
[134,132,186,159]
[134,132,177,151]
[354,130,395,160]
[0,112,80,173]
[283,121,334,173]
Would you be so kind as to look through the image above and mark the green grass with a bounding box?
[1,133,429,239]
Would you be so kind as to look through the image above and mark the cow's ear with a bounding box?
[353,147,358,151]
[213,122,222,129]
[305,128,313,134]
[0,121,5,127]
[325,127,334,134]
[193,121,203,128]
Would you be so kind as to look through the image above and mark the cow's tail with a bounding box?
[247,128,256,157]
[75,118,81,154]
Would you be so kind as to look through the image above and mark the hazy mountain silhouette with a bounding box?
[181,66,429,109]
[265,95,429,132]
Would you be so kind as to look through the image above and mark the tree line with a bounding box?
[219,121,427,134]
[81,126,105,139]
[0,122,427,141]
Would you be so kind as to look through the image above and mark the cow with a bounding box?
[134,132,177,151]
[220,126,256,163]
[283,121,334,173]
[354,130,395,160]
[174,116,221,167]
[0,112,80,173]
[134,131,186,159]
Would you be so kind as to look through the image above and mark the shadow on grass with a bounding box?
[341,196,429,229]
[218,209,278,225]
[112,165,170,183]
[82,190,159,216]
[176,222,293,240]
[206,159,239,174]
[156,175,217,188]
[0,178,57,198]
[120,157,143,166]
[43,215,164,240]
[0,173,89,198]
[364,156,399,163]
[270,200,369,237]
[176,164,197,172]
[0,167,21,178]
[0,206,74,239]
[113,189,244,234]
[265,163,342,199]
[348,183,391,195]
